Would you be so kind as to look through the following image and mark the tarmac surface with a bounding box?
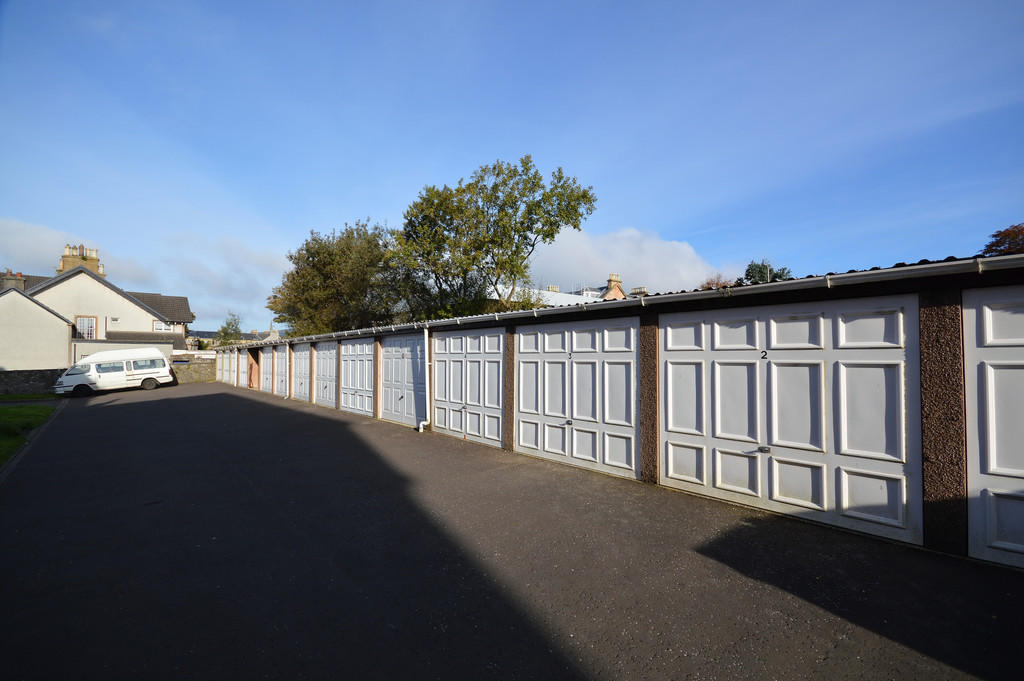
[0,382,1020,680]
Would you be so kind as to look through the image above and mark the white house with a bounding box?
[0,288,72,370]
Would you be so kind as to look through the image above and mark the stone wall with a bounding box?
[0,369,63,395]
[170,356,216,384]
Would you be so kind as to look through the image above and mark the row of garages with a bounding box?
[218,263,1024,569]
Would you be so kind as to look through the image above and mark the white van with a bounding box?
[54,347,175,396]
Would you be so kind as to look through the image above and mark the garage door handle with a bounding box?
[565,419,573,425]
[758,445,770,453]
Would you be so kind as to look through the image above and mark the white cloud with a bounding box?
[529,228,731,295]
[0,218,289,332]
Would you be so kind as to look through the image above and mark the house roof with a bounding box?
[22,274,52,289]
[125,291,195,323]
[26,266,170,322]
[106,331,187,350]
[0,287,72,324]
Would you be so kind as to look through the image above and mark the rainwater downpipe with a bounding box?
[418,326,431,433]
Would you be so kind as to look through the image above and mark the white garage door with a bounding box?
[381,334,427,427]
[315,341,337,408]
[433,329,504,447]
[964,285,1024,568]
[293,343,310,401]
[660,296,921,543]
[515,318,639,479]
[229,351,237,385]
[260,347,273,392]
[340,338,374,416]
[275,345,288,396]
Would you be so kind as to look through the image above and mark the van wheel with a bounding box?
[142,378,159,390]
[72,385,92,397]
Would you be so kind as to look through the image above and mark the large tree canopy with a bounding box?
[267,222,395,336]
[215,311,242,344]
[392,155,596,314]
[981,223,1024,256]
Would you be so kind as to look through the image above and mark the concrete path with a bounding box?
[0,383,1019,680]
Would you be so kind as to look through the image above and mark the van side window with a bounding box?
[132,358,165,370]
[95,362,125,374]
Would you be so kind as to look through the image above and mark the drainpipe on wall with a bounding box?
[418,326,431,433]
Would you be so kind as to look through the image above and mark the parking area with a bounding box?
[0,382,1019,680]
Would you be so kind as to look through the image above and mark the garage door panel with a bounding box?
[604,326,633,352]
[769,314,824,350]
[604,361,633,426]
[837,362,904,461]
[571,427,596,461]
[837,309,903,348]
[770,361,824,451]
[770,457,826,511]
[293,344,310,401]
[982,301,1024,345]
[544,361,567,417]
[572,361,599,422]
[315,342,337,408]
[662,296,921,544]
[666,361,704,435]
[485,361,501,408]
[433,328,503,447]
[261,347,273,392]
[715,448,760,496]
[467,360,482,405]
[339,339,374,417]
[604,433,633,470]
[666,321,702,350]
[838,467,906,528]
[983,363,1024,476]
[986,490,1024,554]
[714,318,758,350]
[714,361,759,443]
[666,442,706,485]
[516,317,640,479]
[275,346,288,395]
[520,420,539,449]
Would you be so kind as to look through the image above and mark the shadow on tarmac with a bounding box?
[696,502,1022,681]
[0,386,587,680]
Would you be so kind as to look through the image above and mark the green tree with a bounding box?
[738,259,793,285]
[215,312,242,344]
[392,155,597,315]
[981,223,1024,256]
[267,221,396,335]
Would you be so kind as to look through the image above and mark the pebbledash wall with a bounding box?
[217,254,1024,568]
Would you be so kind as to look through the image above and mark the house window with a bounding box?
[75,316,97,339]
[153,320,172,332]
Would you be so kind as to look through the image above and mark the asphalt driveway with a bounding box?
[0,383,1020,680]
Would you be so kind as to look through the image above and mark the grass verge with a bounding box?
[0,393,55,402]
[0,404,56,467]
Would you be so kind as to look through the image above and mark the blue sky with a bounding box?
[2,0,1022,331]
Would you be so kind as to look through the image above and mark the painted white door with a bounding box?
[381,334,426,427]
[293,343,310,401]
[216,354,223,382]
[515,318,639,479]
[660,295,922,543]
[434,329,503,447]
[315,341,337,408]
[964,285,1024,568]
[340,338,374,416]
[275,345,288,396]
[230,351,237,385]
[260,347,273,392]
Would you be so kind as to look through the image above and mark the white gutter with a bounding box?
[213,254,1024,352]
[418,326,431,433]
